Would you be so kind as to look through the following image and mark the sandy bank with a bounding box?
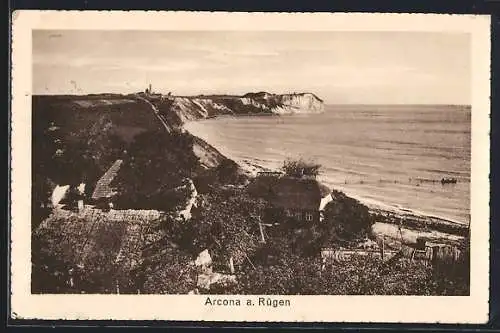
[371,222,464,248]
[183,117,469,238]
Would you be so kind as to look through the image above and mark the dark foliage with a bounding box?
[155,98,183,129]
[193,158,249,194]
[31,95,165,217]
[31,96,469,297]
[32,214,125,293]
[214,159,246,184]
[114,131,199,210]
[281,158,321,178]
[321,189,374,245]
[183,186,266,271]
[224,251,467,295]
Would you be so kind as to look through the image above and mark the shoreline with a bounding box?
[234,154,467,224]
[183,116,469,237]
[184,111,316,125]
[238,157,468,236]
[234,155,469,237]
[317,179,466,225]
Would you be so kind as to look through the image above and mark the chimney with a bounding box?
[77,199,84,212]
[77,182,85,212]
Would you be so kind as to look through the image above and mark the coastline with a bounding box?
[319,180,467,225]
[183,112,303,126]
[183,115,469,238]
[237,157,468,237]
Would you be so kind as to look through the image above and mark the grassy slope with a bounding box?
[33,95,164,146]
[33,94,165,178]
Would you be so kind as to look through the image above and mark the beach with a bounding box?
[184,104,470,229]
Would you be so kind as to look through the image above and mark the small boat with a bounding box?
[441,177,457,184]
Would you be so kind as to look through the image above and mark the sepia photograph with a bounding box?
[10,11,490,322]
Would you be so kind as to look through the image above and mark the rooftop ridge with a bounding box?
[91,159,123,200]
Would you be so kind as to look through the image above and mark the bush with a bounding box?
[114,131,199,210]
[321,189,374,244]
[281,158,321,178]
[185,186,266,269]
[223,253,465,295]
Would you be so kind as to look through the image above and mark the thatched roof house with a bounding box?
[268,177,322,211]
[248,175,322,223]
[33,207,180,293]
[92,159,123,201]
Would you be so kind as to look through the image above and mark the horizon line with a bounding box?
[31,92,470,107]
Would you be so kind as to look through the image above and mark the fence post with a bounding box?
[381,236,385,261]
[229,256,235,274]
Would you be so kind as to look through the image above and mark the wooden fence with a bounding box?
[321,248,399,263]
[321,243,465,268]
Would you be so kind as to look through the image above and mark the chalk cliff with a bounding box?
[142,91,324,169]
[154,91,324,126]
[241,92,324,115]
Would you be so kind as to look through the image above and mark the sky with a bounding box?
[33,30,471,104]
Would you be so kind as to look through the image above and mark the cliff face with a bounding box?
[145,92,323,169]
[160,92,324,125]
[270,93,324,114]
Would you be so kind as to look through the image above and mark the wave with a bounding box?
[186,106,470,224]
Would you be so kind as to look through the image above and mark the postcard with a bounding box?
[10,11,491,323]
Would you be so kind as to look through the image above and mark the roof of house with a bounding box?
[91,159,123,200]
[35,207,170,279]
[248,175,322,210]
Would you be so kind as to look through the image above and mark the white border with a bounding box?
[11,11,491,323]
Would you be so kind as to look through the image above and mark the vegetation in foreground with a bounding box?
[33,182,470,296]
[31,95,470,296]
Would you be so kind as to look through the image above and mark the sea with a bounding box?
[185,104,471,224]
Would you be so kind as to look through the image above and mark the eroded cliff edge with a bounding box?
[146,91,325,128]
[142,91,324,169]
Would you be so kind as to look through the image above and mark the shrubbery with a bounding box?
[32,214,127,293]
[321,189,374,244]
[32,99,470,296]
[218,252,467,296]
[185,186,266,270]
[281,158,321,178]
[114,131,199,210]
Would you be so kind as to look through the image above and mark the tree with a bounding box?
[114,131,199,210]
[32,174,55,229]
[281,158,321,178]
[215,158,247,185]
[321,189,374,244]
[186,187,266,272]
